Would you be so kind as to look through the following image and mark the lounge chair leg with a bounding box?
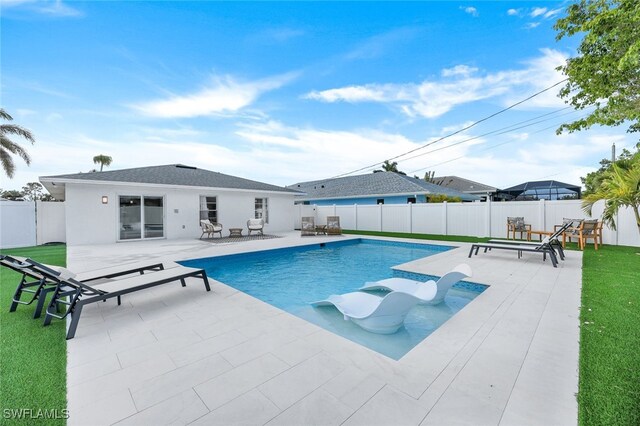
[468,247,474,258]
[201,274,211,291]
[180,278,186,287]
[66,304,83,340]
[33,286,53,319]
[117,295,121,306]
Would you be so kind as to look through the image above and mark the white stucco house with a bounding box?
[40,164,300,246]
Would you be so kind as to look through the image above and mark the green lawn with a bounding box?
[578,245,640,425]
[0,245,67,426]
[346,230,639,425]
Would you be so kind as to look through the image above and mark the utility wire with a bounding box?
[330,78,569,178]
[396,106,580,165]
[407,110,593,174]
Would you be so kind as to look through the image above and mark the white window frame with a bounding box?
[254,197,269,224]
[199,195,218,224]
[117,195,165,241]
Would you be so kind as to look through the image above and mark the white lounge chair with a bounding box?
[311,291,421,334]
[358,264,472,305]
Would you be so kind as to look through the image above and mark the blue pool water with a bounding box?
[181,239,487,359]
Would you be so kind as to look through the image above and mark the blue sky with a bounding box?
[1,0,636,192]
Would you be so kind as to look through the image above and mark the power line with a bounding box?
[330,78,569,178]
[408,110,593,174]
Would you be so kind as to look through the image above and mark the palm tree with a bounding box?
[0,109,35,179]
[93,154,113,172]
[375,160,406,175]
[582,153,640,236]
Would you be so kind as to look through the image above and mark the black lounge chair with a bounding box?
[468,236,561,267]
[486,221,572,261]
[23,259,210,339]
[1,255,168,318]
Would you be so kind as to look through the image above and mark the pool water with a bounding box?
[181,239,487,359]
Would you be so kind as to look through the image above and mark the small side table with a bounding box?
[527,230,553,242]
[315,225,327,235]
[228,228,243,237]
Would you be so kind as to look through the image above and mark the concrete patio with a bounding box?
[65,232,581,425]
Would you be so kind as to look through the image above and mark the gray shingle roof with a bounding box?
[42,164,299,193]
[432,176,498,193]
[288,172,479,201]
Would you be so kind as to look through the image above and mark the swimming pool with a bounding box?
[181,239,487,359]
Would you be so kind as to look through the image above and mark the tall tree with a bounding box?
[582,152,640,235]
[93,154,112,172]
[0,109,35,178]
[554,0,640,137]
[375,160,406,175]
[21,182,45,201]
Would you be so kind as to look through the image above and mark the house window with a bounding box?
[119,195,164,240]
[255,198,268,223]
[200,196,217,223]
[377,199,385,205]
[407,197,416,204]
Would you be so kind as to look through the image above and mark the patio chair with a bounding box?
[576,219,599,250]
[311,291,421,334]
[247,218,264,235]
[468,237,560,267]
[24,259,210,339]
[301,216,316,236]
[1,255,168,318]
[358,264,472,305]
[326,216,342,235]
[506,217,530,240]
[200,220,223,239]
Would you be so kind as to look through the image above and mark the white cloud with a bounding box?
[1,0,83,17]
[305,49,569,118]
[530,7,547,18]
[524,22,541,30]
[461,6,479,17]
[507,8,521,16]
[134,73,297,118]
[441,65,478,77]
[544,8,563,19]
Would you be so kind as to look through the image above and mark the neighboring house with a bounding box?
[287,172,479,205]
[498,180,582,201]
[432,175,500,201]
[40,164,300,246]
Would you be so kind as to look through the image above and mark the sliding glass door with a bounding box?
[119,195,164,240]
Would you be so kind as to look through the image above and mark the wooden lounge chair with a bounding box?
[576,219,599,250]
[301,216,316,236]
[468,238,560,267]
[247,218,264,235]
[24,259,210,339]
[326,216,342,235]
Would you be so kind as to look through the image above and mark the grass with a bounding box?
[347,230,639,425]
[578,245,640,425]
[0,245,67,426]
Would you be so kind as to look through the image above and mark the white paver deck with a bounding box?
[65,232,580,425]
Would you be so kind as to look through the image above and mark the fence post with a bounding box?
[408,202,413,234]
[354,204,358,231]
[485,198,491,238]
[442,201,448,235]
[379,203,383,232]
[539,198,546,230]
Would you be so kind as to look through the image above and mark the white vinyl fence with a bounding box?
[0,201,66,249]
[295,199,640,247]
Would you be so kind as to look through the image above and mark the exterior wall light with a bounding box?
[101,196,108,204]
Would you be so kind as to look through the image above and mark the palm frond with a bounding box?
[0,149,16,178]
[0,136,32,164]
[0,124,35,143]
[0,109,13,121]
